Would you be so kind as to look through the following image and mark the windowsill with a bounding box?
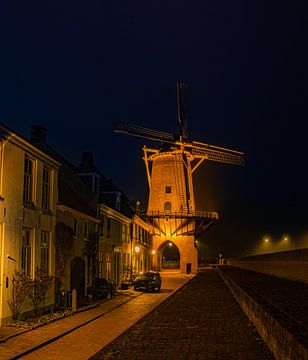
[23,203,37,211]
[42,210,54,216]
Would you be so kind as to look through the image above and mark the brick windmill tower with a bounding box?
[116,83,244,274]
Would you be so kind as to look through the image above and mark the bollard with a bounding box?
[72,289,77,313]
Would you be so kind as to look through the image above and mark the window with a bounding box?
[84,221,88,239]
[98,251,104,278]
[121,224,126,242]
[73,218,78,236]
[22,229,32,276]
[40,231,49,274]
[164,201,172,212]
[23,156,34,206]
[106,252,111,278]
[107,218,111,238]
[165,186,171,194]
[42,166,51,212]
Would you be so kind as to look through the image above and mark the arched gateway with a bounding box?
[158,241,180,270]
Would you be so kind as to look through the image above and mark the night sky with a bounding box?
[1,1,307,257]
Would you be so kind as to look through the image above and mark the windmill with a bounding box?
[116,82,244,274]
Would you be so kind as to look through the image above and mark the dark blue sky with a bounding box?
[1,0,307,256]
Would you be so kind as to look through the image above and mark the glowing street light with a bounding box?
[135,246,140,253]
[263,236,272,252]
[151,249,156,255]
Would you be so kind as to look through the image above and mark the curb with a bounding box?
[8,292,142,360]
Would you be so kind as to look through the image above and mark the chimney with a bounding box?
[30,125,48,144]
[81,152,93,169]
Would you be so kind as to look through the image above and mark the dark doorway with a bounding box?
[161,242,180,269]
[70,257,86,301]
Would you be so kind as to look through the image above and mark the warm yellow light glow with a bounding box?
[284,236,289,241]
[264,238,269,243]
[151,249,156,255]
[168,242,173,247]
[135,246,140,253]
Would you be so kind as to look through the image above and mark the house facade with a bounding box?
[29,126,100,306]
[0,125,154,324]
[0,124,60,325]
[132,214,153,274]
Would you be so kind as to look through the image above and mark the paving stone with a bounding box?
[91,270,274,360]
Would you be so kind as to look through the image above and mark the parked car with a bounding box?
[134,271,161,292]
[87,278,115,299]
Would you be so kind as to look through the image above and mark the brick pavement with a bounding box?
[91,270,274,360]
[0,271,191,359]
[0,291,139,359]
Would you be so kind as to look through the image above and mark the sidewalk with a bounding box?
[0,290,140,359]
[0,289,140,343]
[0,271,192,359]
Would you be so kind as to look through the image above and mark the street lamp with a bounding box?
[263,236,272,252]
[282,235,295,250]
[135,246,140,253]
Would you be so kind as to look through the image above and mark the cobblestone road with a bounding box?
[91,270,274,360]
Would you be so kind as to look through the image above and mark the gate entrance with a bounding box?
[158,241,180,270]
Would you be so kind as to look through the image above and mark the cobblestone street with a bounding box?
[91,270,274,360]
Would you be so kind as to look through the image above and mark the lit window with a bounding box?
[121,224,126,242]
[23,156,34,206]
[98,250,104,278]
[40,232,49,274]
[165,186,171,194]
[42,166,51,212]
[22,229,32,276]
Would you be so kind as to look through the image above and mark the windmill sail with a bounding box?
[190,142,244,166]
[115,123,174,143]
[176,81,189,141]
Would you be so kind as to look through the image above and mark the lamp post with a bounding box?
[283,235,295,250]
[264,237,272,252]
[151,249,157,271]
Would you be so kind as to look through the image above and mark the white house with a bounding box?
[0,124,60,325]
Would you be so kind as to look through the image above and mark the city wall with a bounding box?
[227,248,308,283]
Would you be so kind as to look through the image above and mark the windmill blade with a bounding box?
[176,81,189,141]
[190,142,244,166]
[115,123,175,143]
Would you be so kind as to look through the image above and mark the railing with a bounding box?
[138,210,219,219]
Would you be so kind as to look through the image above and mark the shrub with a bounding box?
[7,271,31,321]
[28,268,53,317]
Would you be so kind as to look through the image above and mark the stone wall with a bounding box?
[227,248,308,283]
[218,268,308,360]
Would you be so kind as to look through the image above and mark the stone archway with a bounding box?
[70,257,86,300]
[152,235,198,274]
[157,241,180,270]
